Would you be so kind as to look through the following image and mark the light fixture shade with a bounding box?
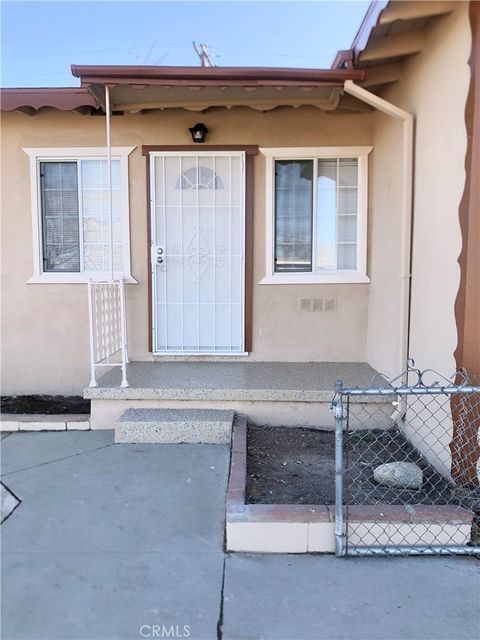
[189,122,208,143]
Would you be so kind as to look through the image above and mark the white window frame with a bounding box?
[22,146,136,284]
[260,146,372,285]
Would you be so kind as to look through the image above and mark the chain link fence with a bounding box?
[331,362,480,556]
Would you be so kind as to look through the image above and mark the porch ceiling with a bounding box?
[71,65,365,113]
[85,83,342,113]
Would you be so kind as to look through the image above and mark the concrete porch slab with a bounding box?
[85,361,390,429]
[85,361,381,402]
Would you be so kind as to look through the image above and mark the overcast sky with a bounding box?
[1,1,369,87]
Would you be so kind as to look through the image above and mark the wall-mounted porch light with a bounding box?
[189,122,208,143]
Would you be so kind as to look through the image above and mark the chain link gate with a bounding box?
[331,362,480,556]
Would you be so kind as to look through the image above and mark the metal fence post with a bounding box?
[333,379,346,557]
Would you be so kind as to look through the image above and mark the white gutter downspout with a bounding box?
[105,85,114,281]
[344,80,414,376]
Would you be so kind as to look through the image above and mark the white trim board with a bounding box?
[23,146,136,284]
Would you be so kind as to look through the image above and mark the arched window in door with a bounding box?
[176,165,224,190]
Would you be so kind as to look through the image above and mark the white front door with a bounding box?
[150,152,245,353]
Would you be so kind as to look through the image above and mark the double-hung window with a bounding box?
[261,147,372,284]
[23,147,135,283]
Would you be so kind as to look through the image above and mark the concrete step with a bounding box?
[114,408,234,444]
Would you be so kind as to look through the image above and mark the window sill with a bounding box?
[259,273,370,285]
[152,351,249,356]
[27,274,139,285]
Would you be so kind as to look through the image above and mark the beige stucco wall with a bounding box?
[366,2,471,480]
[367,1,471,380]
[367,111,404,377]
[1,107,373,394]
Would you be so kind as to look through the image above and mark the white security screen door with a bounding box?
[151,152,245,353]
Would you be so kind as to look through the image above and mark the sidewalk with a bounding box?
[1,431,479,640]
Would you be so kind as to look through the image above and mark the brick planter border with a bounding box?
[226,416,474,553]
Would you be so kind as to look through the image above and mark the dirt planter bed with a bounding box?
[0,396,91,432]
[226,418,476,553]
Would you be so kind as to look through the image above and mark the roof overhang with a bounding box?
[70,64,365,113]
[0,87,98,114]
[332,0,456,94]
[1,2,460,114]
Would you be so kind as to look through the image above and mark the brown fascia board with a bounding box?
[331,0,390,68]
[331,49,355,70]
[1,87,98,111]
[70,64,364,86]
[351,0,390,61]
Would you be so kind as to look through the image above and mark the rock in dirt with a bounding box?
[374,462,423,489]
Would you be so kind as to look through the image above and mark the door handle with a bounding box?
[156,256,164,264]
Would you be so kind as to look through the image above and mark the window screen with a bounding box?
[274,159,313,273]
[81,159,122,272]
[40,162,80,272]
[40,159,123,274]
[317,157,358,271]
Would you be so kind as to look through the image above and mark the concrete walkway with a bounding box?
[2,431,479,640]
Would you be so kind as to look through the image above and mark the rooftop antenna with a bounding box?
[193,42,215,67]
[129,41,167,65]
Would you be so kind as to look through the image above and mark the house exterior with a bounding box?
[1,0,478,423]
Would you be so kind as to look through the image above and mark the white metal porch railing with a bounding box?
[88,279,129,388]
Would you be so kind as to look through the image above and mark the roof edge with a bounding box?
[1,87,98,112]
[71,64,364,84]
[331,0,390,68]
[351,0,390,60]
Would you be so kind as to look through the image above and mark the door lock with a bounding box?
[157,247,164,255]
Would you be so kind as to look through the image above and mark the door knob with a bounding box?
[156,256,164,264]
